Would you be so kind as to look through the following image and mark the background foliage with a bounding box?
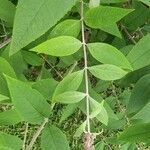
[0,0,150,149]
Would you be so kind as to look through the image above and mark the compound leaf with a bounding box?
[10,0,77,55]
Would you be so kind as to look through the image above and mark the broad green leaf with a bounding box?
[95,141,105,150]
[10,0,77,55]
[118,123,150,144]
[87,43,132,70]
[88,64,128,81]
[41,125,70,150]
[120,65,150,87]
[127,74,150,114]
[121,143,136,150]
[53,70,84,98]
[0,57,16,78]
[1,46,27,77]
[94,80,110,93]
[101,0,127,3]
[21,50,43,66]
[0,109,23,125]
[5,75,51,124]
[0,57,16,96]
[131,102,150,123]
[123,2,150,30]
[31,36,82,56]
[54,91,86,104]
[0,132,22,150]
[79,88,118,126]
[0,94,9,102]
[0,0,15,26]
[74,121,86,138]
[49,19,81,38]
[60,103,78,123]
[84,6,133,37]
[90,97,108,125]
[32,78,58,100]
[103,101,119,122]
[140,0,150,6]
[100,23,122,38]
[127,34,150,70]
[89,0,100,8]
[0,146,13,150]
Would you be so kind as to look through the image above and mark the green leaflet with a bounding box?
[88,64,128,81]
[87,43,132,70]
[127,34,150,70]
[32,78,58,100]
[60,103,78,123]
[84,6,133,38]
[49,19,81,38]
[74,121,86,138]
[5,75,51,124]
[31,36,82,56]
[0,132,22,150]
[0,94,9,102]
[118,123,150,144]
[140,0,150,6]
[123,2,150,30]
[0,0,15,26]
[21,50,43,66]
[127,74,150,114]
[41,125,70,150]
[79,88,118,126]
[54,91,86,104]
[1,46,27,77]
[89,97,108,125]
[95,141,105,150]
[89,0,100,8]
[0,109,23,125]
[131,102,150,123]
[10,0,77,55]
[120,65,150,87]
[101,0,127,3]
[0,57,16,96]
[52,70,84,99]
[0,57,16,78]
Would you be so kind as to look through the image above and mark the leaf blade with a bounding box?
[88,64,128,81]
[5,75,51,124]
[31,36,82,56]
[127,34,150,70]
[87,43,132,70]
[10,0,77,55]
[54,91,86,104]
[41,125,70,150]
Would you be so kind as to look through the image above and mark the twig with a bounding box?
[26,118,48,150]
[1,19,8,39]
[0,38,11,49]
[68,61,78,74]
[137,27,144,37]
[121,24,136,44]
[81,0,90,134]
[40,55,63,79]
[22,123,28,150]
[81,1,94,150]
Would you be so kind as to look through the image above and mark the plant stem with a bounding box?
[121,24,136,44]
[81,0,91,134]
[26,118,48,150]
[41,55,63,79]
[22,123,28,150]
[0,38,11,49]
